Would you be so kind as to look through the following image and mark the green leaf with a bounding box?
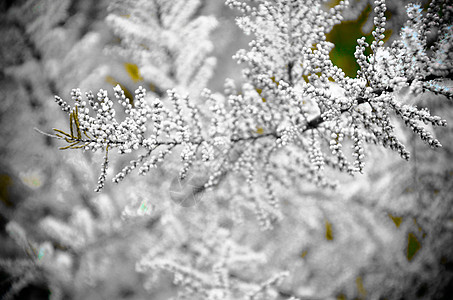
[407,232,421,261]
[326,4,392,78]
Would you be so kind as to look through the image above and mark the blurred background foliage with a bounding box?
[326,4,392,77]
[0,0,452,299]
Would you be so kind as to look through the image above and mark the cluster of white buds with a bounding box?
[351,124,365,173]
[50,0,452,214]
[54,95,71,113]
[370,0,387,52]
[23,0,453,299]
[53,85,203,191]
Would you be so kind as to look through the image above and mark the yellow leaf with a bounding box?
[270,76,279,86]
[256,127,264,134]
[388,213,402,228]
[73,107,82,139]
[69,113,74,138]
[325,220,333,240]
[124,63,143,83]
[59,141,80,150]
[53,128,72,138]
[356,276,367,297]
[105,76,134,104]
